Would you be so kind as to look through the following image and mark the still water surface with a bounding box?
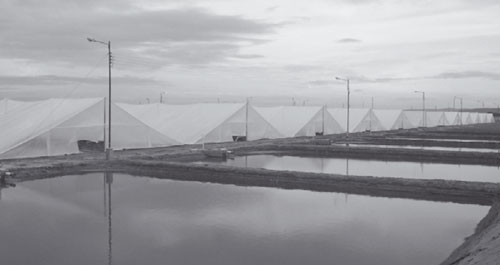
[218,155,500,183]
[340,143,500,153]
[0,173,489,265]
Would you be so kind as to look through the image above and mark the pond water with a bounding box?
[388,137,500,143]
[217,155,500,183]
[0,173,488,265]
[338,143,500,153]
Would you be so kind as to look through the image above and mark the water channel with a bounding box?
[216,155,500,182]
[0,173,489,265]
[339,143,500,153]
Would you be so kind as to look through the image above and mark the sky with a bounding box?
[1,0,499,108]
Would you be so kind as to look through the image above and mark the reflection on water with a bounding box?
[105,172,113,265]
[390,138,500,143]
[338,143,500,153]
[0,173,489,265]
[221,155,500,183]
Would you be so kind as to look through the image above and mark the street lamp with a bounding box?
[335,77,350,142]
[88,37,112,159]
[414,91,426,127]
[454,96,463,125]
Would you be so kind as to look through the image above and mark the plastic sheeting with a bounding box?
[110,103,179,148]
[404,111,432,128]
[426,112,448,127]
[461,112,473,125]
[487,113,495,123]
[0,98,176,159]
[372,109,412,130]
[478,113,487,123]
[254,106,343,137]
[444,112,461,125]
[471,113,481,124]
[119,103,282,144]
[328,108,383,132]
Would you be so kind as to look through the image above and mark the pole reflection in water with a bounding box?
[345,158,350,202]
[105,172,113,265]
[346,158,350,176]
[104,174,107,217]
[0,175,5,200]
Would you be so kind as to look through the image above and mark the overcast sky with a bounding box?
[1,0,499,108]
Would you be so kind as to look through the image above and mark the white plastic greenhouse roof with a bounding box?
[0,98,103,156]
[426,112,447,127]
[119,103,247,144]
[253,106,323,137]
[328,108,371,132]
[444,112,460,125]
[372,109,404,130]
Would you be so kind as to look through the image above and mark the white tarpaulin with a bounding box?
[482,113,495,123]
[0,98,176,159]
[372,109,412,130]
[487,113,495,123]
[254,106,343,137]
[444,112,461,125]
[471,112,481,124]
[426,112,448,127]
[478,113,487,123]
[461,112,473,125]
[404,111,432,128]
[119,103,282,144]
[328,108,383,132]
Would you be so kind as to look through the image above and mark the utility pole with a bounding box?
[415,91,425,127]
[460,98,463,125]
[335,77,350,143]
[107,40,111,154]
[455,96,463,125]
[88,37,112,159]
[245,97,249,140]
[322,105,325,135]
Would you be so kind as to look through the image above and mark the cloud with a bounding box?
[230,54,264,59]
[306,80,332,86]
[373,71,500,82]
[337,38,362,43]
[306,70,500,86]
[0,2,278,67]
[0,75,162,86]
[432,71,500,80]
[0,74,170,101]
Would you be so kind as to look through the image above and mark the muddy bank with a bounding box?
[441,202,500,265]
[388,124,500,141]
[9,158,500,206]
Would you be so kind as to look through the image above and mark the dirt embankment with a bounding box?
[7,157,500,206]
[441,202,500,265]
